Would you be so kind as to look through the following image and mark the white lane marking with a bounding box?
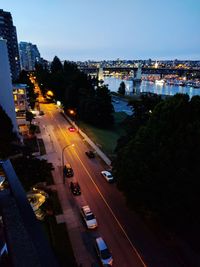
[48,106,146,266]
[73,150,147,267]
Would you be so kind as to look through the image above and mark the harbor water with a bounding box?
[104,76,200,99]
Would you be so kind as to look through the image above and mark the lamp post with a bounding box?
[62,144,74,184]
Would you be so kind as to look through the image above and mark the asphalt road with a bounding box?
[37,102,184,267]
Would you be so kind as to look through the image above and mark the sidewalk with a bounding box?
[61,112,112,166]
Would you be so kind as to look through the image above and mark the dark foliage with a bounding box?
[35,57,114,128]
[51,56,63,73]
[11,156,54,191]
[115,93,162,153]
[118,81,126,95]
[0,105,17,158]
[17,70,38,109]
[26,110,35,125]
[113,94,200,230]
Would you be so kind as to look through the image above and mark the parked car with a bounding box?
[85,150,95,158]
[81,205,98,229]
[68,126,76,132]
[95,237,113,266]
[70,181,81,195]
[63,163,74,177]
[39,110,45,115]
[101,171,114,183]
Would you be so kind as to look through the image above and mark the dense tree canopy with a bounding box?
[17,70,38,109]
[35,57,114,128]
[118,81,126,95]
[51,56,63,73]
[116,93,162,152]
[79,85,114,127]
[11,157,54,191]
[0,106,17,158]
[113,94,200,229]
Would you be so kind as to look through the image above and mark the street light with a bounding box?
[68,109,75,116]
[68,109,79,133]
[62,144,74,184]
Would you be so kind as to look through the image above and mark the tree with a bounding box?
[118,81,126,95]
[51,56,63,73]
[115,93,162,152]
[79,85,114,127]
[35,59,114,128]
[11,157,54,191]
[17,69,29,83]
[113,94,200,229]
[0,105,16,158]
[26,110,35,125]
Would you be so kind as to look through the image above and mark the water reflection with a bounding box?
[104,77,200,99]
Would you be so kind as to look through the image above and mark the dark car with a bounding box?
[85,150,95,158]
[70,182,81,195]
[63,163,74,177]
[39,110,45,115]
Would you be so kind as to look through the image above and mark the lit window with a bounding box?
[18,89,24,94]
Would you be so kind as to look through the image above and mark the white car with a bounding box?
[101,171,114,183]
[95,237,113,266]
[81,205,97,229]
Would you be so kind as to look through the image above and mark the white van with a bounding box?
[95,237,113,266]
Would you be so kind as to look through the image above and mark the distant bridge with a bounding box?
[79,66,200,76]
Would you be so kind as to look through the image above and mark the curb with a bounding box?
[61,112,112,166]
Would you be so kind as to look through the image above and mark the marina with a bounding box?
[104,76,200,99]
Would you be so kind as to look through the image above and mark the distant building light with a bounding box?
[46,90,53,96]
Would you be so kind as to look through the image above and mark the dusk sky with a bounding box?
[1,0,200,61]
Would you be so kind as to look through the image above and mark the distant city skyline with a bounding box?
[1,0,200,61]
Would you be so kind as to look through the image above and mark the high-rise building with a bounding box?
[19,42,41,71]
[0,9,20,81]
[0,38,18,133]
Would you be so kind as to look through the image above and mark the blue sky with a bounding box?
[1,0,200,61]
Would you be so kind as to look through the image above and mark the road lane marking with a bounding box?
[50,107,147,266]
[73,149,147,267]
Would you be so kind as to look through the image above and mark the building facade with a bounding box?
[19,42,41,71]
[0,9,20,81]
[0,39,18,133]
[13,84,28,118]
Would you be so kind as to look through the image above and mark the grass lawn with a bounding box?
[79,112,127,157]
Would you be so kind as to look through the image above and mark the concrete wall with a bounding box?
[0,39,18,133]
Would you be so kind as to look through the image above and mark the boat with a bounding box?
[155,79,165,85]
[192,83,200,89]
[166,80,174,85]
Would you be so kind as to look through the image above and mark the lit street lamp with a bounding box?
[62,144,74,184]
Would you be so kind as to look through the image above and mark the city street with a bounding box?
[0,2,199,266]
[35,102,183,267]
